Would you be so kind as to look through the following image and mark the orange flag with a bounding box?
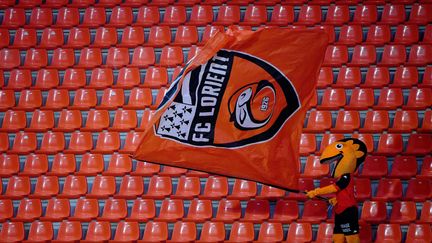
[133,28,327,190]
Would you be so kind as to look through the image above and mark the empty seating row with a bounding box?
[1,220,429,242]
[1,4,431,29]
[2,24,432,51]
[300,133,432,155]
[0,171,430,202]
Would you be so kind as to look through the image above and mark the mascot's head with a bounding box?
[320,138,367,178]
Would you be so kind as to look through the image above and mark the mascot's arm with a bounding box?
[306,185,338,198]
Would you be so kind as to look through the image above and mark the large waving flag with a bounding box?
[133,28,327,190]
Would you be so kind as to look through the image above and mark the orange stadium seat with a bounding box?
[143,175,172,199]
[98,198,127,221]
[110,109,138,131]
[88,175,116,198]
[77,48,102,68]
[128,198,156,222]
[160,46,184,67]
[147,26,171,47]
[337,25,363,46]
[214,5,240,25]
[228,179,257,200]
[162,6,187,26]
[92,27,117,48]
[242,200,270,223]
[332,110,360,132]
[120,26,145,47]
[105,47,130,68]
[172,176,201,199]
[34,69,59,90]
[59,175,87,198]
[107,6,133,27]
[0,222,25,242]
[26,221,53,242]
[0,110,26,132]
[131,161,160,176]
[269,5,294,26]
[2,176,30,199]
[37,132,65,154]
[174,25,199,46]
[201,176,229,199]
[23,49,48,69]
[130,47,155,68]
[83,221,111,242]
[362,66,390,88]
[134,6,160,26]
[28,8,52,28]
[41,198,70,221]
[302,155,330,178]
[241,5,267,26]
[81,7,106,27]
[114,67,142,88]
[214,199,241,223]
[286,222,312,243]
[226,222,254,242]
[116,175,144,198]
[31,175,59,199]
[10,132,37,154]
[334,66,361,88]
[188,5,214,26]
[47,153,76,176]
[54,110,82,132]
[0,49,21,69]
[360,110,389,133]
[197,222,225,242]
[71,89,97,110]
[157,198,184,222]
[55,221,82,241]
[141,221,168,242]
[119,131,143,153]
[185,199,212,222]
[169,222,197,242]
[14,198,42,222]
[70,198,99,221]
[0,133,9,152]
[65,131,94,153]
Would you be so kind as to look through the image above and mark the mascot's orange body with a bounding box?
[306,138,367,243]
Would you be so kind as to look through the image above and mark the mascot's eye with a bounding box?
[335,143,343,150]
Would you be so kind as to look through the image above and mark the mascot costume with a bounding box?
[306,138,367,243]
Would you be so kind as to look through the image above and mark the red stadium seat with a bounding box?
[297,5,322,26]
[77,48,102,68]
[0,29,9,49]
[362,66,390,88]
[28,8,52,28]
[375,224,402,243]
[405,178,432,201]
[156,198,184,222]
[255,222,284,242]
[300,200,328,223]
[325,5,349,25]
[214,199,241,222]
[98,198,127,221]
[61,68,86,90]
[131,161,160,176]
[374,178,403,201]
[114,67,141,88]
[2,8,26,28]
[334,67,361,88]
[286,222,312,243]
[316,67,333,88]
[119,131,143,154]
[337,25,363,46]
[394,24,419,45]
[125,88,152,109]
[54,110,81,132]
[55,221,82,241]
[380,4,406,24]
[0,49,21,70]
[409,3,432,25]
[59,175,87,198]
[162,6,186,26]
[92,131,120,153]
[332,110,360,132]
[350,45,376,66]
[143,176,172,199]
[65,131,94,154]
[406,223,432,243]
[174,25,198,46]
[12,28,37,49]
[389,156,418,179]
[269,5,294,26]
[269,200,298,223]
[129,47,155,68]
[286,178,315,201]
[41,198,70,221]
[160,46,184,67]
[70,198,99,221]
[105,47,130,68]
[147,26,171,47]
[113,221,140,242]
[92,27,117,48]
[23,49,48,69]
[227,179,257,200]
[71,89,97,110]
[241,5,267,26]
[390,110,419,133]
[0,110,26,132]
[360,110,389,133]
[188,5,214,26]
[116,175,143,199]
[26,221,53,242]
[31,175,59,199]
[0,154,19,176]
[420,201,432,223]
[48,153,75,176]
[319,88,346,110]
[319,134,345,154]
[122,0,149,5]
[34,69,59,90]
[365,25,391,45]
[65,27,90,48]
[6,69,32,91]
[107,6,133,27]
[257,185,286,200]
[16,0,42,8]
[10,132,37,154]
[420,66,432,88]
[81,7,106,27]
[88,175,116,198]
[375,88,403,110]
[354,178,372,201]
[134,6,160,26]
[408,44,432,66]
[390,201,417,224]
[54,7,80,27]
[14,198,42,222]
[201,176,228,199]
[16,89,43,111]
[50,48,75,69]
[242,200,270,223]
[128,199,156,222]
[419,156,432,178]
[87,68,112,89]
[120,26,145,47]
[0,133,9,152]
[185,199,212,222]
[404,88,432,110]
[226,222,254,242]
[169,222,197,242]
[141,221,168,242]
[0,222,24,242]
[0,90,16,111]
[214,5,240,25]
[391,66,418,88]
[197,222,225,242]
[200,25,225,45]
[3,176,30,199]
[380,45,407,66]
[323,45,348,66]
[313,222,333,243]
[84,221,111,242]
[37,132,65,154]
[360,200,387,224]
[103,154,132,175]
[43,0,68,8]
[304,110,331,133]
[302,155,330,178]
[110,109,138,131]
[172,176,201,199]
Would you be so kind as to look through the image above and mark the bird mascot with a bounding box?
[306,138,367,243]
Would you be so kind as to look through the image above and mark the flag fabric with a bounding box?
[133,27,328,190]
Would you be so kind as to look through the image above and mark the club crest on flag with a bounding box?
[155,49,301,148]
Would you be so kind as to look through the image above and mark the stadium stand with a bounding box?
[0,1,431,242]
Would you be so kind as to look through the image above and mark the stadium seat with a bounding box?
[156,198,184,222]
[119,131,143,153]
[325,5,349,25]
[392,66,419,88]
[0,199,13,222]
[269,5,294,26]
[28,8,52,28]
[3,176,30,199]
[254,222,283,242]
[196,222,225,242]
[131,161,159,176]
[304,110,331,133]
[60,68,86,90]
[319,88,346,109]
[201,176,229,199]
[172,176,201,199]
[388,156,417,179]
[88,175,116,198]
[116,175,144,199]
[241,200,270,223]
[10,132,37,154]
[12,28,37,49]
[241,5,268,26]
[0,29,9,49]
[380,4,406,24]
[54,110,81,132]
[59,175,87,198]
[107,6,133,27]
[360,200,387,224]
[0,49,21,69]
[168,222,197,242]
[47,153,76,176]
[313,222,333,243]
[390,201,417,224]
[375,88,404,110]
[30,175,59,199]
[228,179,257,199]
[380,45,407,66]
[365,25,391,45]
[302,155,329,178]
[300,200,328,223]
[128,198,156,222]
[87,68,113,89]
[23,49,48,69]
[81,7,106,27]
[257,185,286,199]
[128,47,156,69]
[337,25,363,46]
[37,132,65,154]
[143,176,172,199]
[0,154,19,176]
[405,178,432,201]
[162,6,186,26]
[124,88,153,109]
[113,221,140,242]
[286,222,312,243]
[92,27,117,48]
[70,198,99,221]
[352,4,377,24]
[0,90,16,111]
[50,48,75,69]
[119,26,145,47]
[0,110,26,132]
[375,224,402,243]
[65,131,94,154]
[141,221,168,242]
[394,24,419,45]
[65,27,90,48]
[319,134,345,154]
[297,5,322,25]
[200,25,225,45]
[419,110,432,132]
[77,48,102,68]
[2,8,26,28]
[409,3,432,25]
[104,153,132,175]
[374,178,403,201]
[299,133,316,155]
[420,66,432,88]
[419,156,432,178]
[332,110,360,132]
[17,0,42,8]
[405,223,432,243]
[214,5,240,25]
[16,89,42,111]
[71,88,98,111]
[147,26,171,47]
[105,47,130,68]
[92,131,120,153]
[225,222,254,242]
[134,6,160,26]
[323,45,348,66]
[350,45,376,66]
[269,200,298,223]
[334,66,361,88]
[184,199,212,222]
[174,25,199,46]
[0,133,9,152]
[360,110,389,133]
[43,0,68,8]
[6,69,32,90]
[362,66,390,88]
[420,201,432,223]
[354,178,372,201]
[404,88,432,110]
[34,69,59,90]
[40,198,70,221]
[214,199,241,222]
[98,198,127,221]
[0,222,25,242]
[160,46,184,67]
[25,221,53,242]
[14,198,42,222]
[83,221,111,242]
[55,221,82,241]
[286,178,315,201]
[188,5,214,26]
[316,67,333,88]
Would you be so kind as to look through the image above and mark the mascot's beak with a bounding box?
[320,146,343,165]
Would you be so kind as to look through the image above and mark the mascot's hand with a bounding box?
[329,197,337,206]
[306,189,318,198]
